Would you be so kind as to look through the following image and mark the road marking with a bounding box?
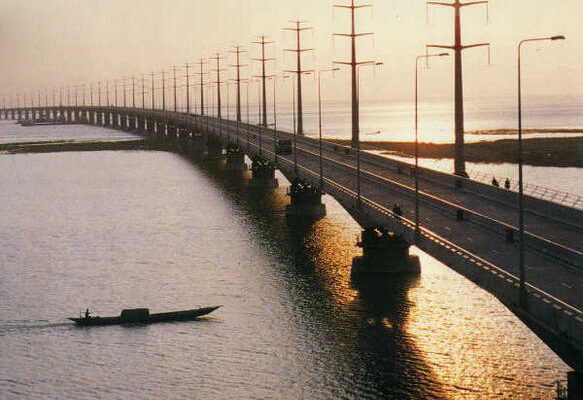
[445,226,451,231]
[564,310,573,317]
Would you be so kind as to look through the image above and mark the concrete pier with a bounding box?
[352,227,420,275]
[568,371,583,399]
[206,136,223,160]
[249,157,278,188]
[285,179,326,217]
[225,144,247,171]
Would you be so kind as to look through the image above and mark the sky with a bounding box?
[0,0,581,107]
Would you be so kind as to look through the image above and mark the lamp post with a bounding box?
[317,68,340,190]
[517,35,565,304]
[415,52,449,236]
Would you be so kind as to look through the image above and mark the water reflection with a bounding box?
[186,154,448,399]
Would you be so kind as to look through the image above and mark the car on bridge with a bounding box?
[276,139,292,155]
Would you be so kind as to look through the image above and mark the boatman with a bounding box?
[85,309,91,319]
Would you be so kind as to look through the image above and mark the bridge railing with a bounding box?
[468,170,583,210]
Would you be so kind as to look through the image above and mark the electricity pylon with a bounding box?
[230,45,248,123]
[284,20,314,136]
[195,58,208,115]
[253,36,274,127]
[426,0,489,177]
[333,0,375,149]
[211,53,227,119]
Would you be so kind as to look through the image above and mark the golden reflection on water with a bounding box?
[289,192,568,399]
[191,159,567,399]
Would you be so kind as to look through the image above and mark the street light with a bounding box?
[318,67,340,190]
[415,52,449,237]
[517,34,565,305]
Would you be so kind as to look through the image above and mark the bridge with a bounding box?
[2,105,582,394]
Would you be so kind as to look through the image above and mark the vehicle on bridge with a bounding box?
[276,139,292,155]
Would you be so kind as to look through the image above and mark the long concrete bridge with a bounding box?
[2,105,582,395]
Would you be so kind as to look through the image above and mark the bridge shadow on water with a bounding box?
[182,153,449,399]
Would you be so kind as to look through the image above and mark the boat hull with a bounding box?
[69,306,221,326]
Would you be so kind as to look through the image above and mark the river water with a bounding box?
[0,121,575,399]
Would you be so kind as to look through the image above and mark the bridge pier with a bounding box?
[285,179,326,217]
[567,371,583,400]
[351,227,420,275]
[249,157,278,188]
[136,116,145,134]
[206,136,223,160]
[188,132,207,155]
[146,119,155,138]
[225,144,247,171]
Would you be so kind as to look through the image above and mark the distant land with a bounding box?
[466,128,583,135]
[1,136,581,168]
[328,137,583,168]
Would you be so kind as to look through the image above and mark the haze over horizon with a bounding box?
[1,0,581,107]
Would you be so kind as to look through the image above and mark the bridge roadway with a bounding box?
[2,106,582,373]
[195,112,583,372]
[199,114,583,302]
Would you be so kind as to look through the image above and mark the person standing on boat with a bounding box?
[85,309,91,319]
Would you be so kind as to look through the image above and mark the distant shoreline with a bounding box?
[328,137,583,168]
[1,136,581,168]
[466,128,583,135]
[0,139,149,154]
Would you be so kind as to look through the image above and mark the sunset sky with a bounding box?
[1,0,581,107]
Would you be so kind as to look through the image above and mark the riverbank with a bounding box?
[0,139,149,154]
[466,128,583,135]
[328,137,583,167]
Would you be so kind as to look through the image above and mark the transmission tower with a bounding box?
[161,70,166,111]
[284,20,314,136]
[184,62,192,114]
[427,0,489,177]
[252,36,275,127]
[211,53,227,119]
[150,72,156,110]
[333,0,375,149]
[170,66,179,112]
[131,76,136,108]
[140,75,146,109]
[195,58,208,115]
[230,45,248,123]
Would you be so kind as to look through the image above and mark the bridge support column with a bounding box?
[225,144,247,171]
[136,117,145,134]
[249,157,278,188]
[351,228,420,275]
[189,132,206,155]
[146,119,155,138]
[285,179,325,217]
[568,371,583,400]
[206,136,223,160]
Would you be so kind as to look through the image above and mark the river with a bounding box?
[0,121,575,399]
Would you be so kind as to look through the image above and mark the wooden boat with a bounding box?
[69,306,221,326]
